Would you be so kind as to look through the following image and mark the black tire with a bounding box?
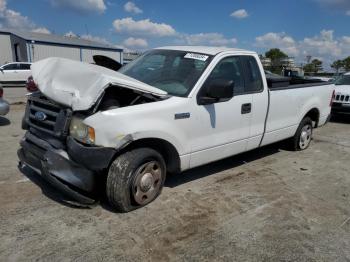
[291,117,313,151]
[106,148,166,212]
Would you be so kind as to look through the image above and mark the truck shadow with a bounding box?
[165,142,283,188]
[330,114,350,124]
[0,116,11,126]
[17,141,285,211]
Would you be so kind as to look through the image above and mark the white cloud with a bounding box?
[64,31,77,37]
[230,9,249,19]
[255,30,350,67]
[32,27,51,34]
[123,37,148,48]
[81,34,112,45]
[255,32,299,57]
[0,0,49,32]
[51,0,106,14]
[124,2,143,14]
[113,17,176,37]
[301,30,342,57]
[346,10,350,16]
[180,33,237,46]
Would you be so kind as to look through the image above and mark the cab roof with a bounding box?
[155,46,255,56]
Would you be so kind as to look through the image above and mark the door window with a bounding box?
[19,64,31,70]
[204,56,245,94]
[2,64,18,70]
[241,56,263,92]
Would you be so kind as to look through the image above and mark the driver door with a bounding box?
[190,56,253,168]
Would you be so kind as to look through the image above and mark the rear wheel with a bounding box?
[291,117,313,151]
[106,148,166,212]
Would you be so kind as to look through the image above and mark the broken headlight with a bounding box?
[69,117,95,145]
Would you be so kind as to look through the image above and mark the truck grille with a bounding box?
[25,95,72,138]
[335,94,350,103]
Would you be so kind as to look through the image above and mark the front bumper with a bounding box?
[18,132,116,205]
[332,102,350,114]
[0,98,9,116]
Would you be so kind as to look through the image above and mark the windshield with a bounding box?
[335,75,350,85]
[119,50,213,96]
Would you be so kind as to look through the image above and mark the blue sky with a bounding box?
[1,0,350,67]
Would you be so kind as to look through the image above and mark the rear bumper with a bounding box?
[18,132,116,205]
[0,98,9,116]
[332,103,350,114]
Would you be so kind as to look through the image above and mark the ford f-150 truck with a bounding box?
[18,46,334,212]
[332,72,350,114]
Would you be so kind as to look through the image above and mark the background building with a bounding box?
[259,55,272,68]
[0,29,123,65]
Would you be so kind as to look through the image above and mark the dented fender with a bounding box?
[83,96,192,156]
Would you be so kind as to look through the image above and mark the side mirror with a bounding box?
[0,68,3,73]
[198,79,234,105]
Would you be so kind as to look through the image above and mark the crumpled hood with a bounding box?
[31,57,167,111]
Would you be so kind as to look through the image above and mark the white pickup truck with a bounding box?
[18,46,334,212]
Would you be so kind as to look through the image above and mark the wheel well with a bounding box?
[118,138,181,174]
[304,108,320,127]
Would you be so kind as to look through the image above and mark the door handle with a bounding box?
[241,103,252,114]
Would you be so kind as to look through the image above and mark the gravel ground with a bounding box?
[0,100,349,261]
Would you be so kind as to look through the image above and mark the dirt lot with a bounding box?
[0,95,350,261]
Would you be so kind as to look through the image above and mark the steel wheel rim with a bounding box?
[299,124,312,149]
[132,161,162,205]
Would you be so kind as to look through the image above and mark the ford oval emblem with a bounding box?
[34,111,47,121]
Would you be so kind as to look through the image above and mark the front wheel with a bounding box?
[291,117,313,151]
[106,148,166,212]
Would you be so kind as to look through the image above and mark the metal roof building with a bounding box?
[0,29,123,65]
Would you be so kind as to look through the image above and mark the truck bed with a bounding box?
[261,82,334,147]
[266,73,330,90]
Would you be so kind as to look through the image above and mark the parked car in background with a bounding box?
[0,62,32,87]
[0,84,10,116]
[306,76,334,82]
[332,72,350,114]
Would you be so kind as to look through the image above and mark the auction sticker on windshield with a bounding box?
[184,53,209,61]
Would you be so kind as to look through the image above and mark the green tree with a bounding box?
[312,59,323,73]
[303,63,314,73]
[265,48,288,74]
[343,57,350,71]
[331,60,344,73]
[303,59,323,74]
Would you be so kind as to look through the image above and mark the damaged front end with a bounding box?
[19,92,116,204]
[19,58,168,205]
